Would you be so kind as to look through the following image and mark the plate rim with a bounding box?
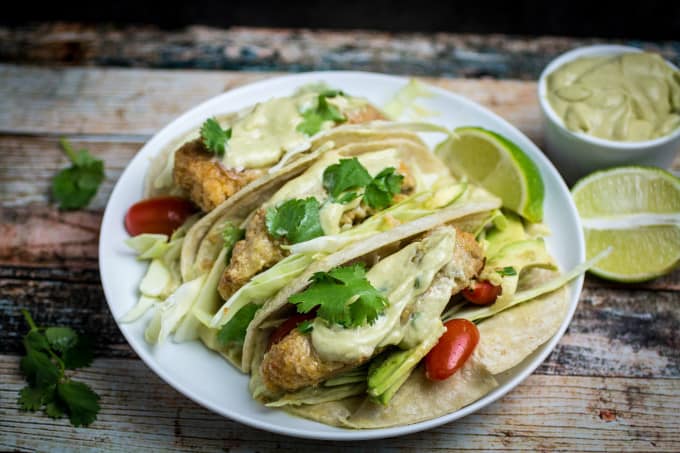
[99,70,586,441]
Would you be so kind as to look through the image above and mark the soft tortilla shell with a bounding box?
[284,357,497,429]
[476,273,569,375]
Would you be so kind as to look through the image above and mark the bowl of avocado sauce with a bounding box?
[538,45,680,183]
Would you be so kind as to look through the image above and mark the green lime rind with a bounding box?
[454,126,545,223]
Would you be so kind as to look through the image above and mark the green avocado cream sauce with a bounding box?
[546,52,680,141]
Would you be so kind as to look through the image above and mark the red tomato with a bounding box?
[425,319,480,381]
[267,312,317,350]
[462,280,501,305]
[124,197,197,236]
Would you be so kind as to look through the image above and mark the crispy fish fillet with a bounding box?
[173,140,264,212]
[217,209,287,300]
[173,105,385,212]
[260,230,484,393]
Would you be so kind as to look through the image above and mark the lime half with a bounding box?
[572,166,680,282]
[436,126,545,222]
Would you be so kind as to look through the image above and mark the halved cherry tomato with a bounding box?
[425,318,479,381]
[461,280,501,305]
[124,197,197,236]
[267,311,317,350]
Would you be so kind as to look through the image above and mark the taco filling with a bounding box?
[121,80,597,430]
[149,85,385,211]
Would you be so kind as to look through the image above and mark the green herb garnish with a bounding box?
[322,157,372,203]
[497,266,518,276]
[289,264,388,328]
[297,90,347,136]
[363,167,404,210]
[297,320,314,334]
[51,138,105,210]
[265,197,324,244]
[18,310,99,427]
[200,118,232,157]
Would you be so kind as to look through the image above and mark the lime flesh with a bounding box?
[436,126,544,222]
[572,166,680,282]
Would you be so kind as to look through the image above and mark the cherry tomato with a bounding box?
[462,280,501,305]
[124,197,197,236]
[267,311,317,350]
[425,319,480,381]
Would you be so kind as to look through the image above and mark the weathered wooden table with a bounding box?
[1,25,679,452]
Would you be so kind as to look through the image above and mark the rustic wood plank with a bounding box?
[0,65,546,142]
[2,277,678,378]
[1,25,679,79]
[1,355,677,451]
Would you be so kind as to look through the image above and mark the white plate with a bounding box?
[99,71,585,440]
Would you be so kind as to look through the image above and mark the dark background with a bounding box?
[3,0,680,40]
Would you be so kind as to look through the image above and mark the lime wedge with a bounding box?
[572,166,680,282]
[436,126,544,222]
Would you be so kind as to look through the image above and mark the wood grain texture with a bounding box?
[1,355,678,451]
[1,24,679,79]
[0,65,543,143]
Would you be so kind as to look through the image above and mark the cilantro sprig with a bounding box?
[265,197,325,244]
[17,310,99,427]
[289,264,388,328]
[322,157,372,203]
[297,90,347,136]
[201,118,232,157]
[51,138,105,210]
[364,167,404,210]
[322,158,404,208]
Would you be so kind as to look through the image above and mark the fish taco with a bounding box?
[121,81,590,429]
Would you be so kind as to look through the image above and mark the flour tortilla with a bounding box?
[250,262,569,428]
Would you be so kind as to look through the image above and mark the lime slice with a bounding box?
[572,166,680,282]
[436,126,544,222]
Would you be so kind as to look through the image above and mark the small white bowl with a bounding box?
[538,45,680,184]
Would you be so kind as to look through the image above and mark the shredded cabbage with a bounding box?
[209,253,316,328]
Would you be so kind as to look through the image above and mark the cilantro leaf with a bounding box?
[222,222,245,264]
[323,158,372,202]
[265,197,324,244]
[45,401,65,419]
[51,139,105,210]
[497,266,518,276]
[19,385,48,411]
[289,264,388,328]
[217,303,259,345]
[45,327,78,352]
[364,167,404,210]
[297,320,314,334]
[24,330,50,353]
[57,380,100,427]
[62,335,94,370]
[335,191,360,204]
[297,91,347,136]
[17,310,100,427]
[200,118,232,157]
[20,349,60,388]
